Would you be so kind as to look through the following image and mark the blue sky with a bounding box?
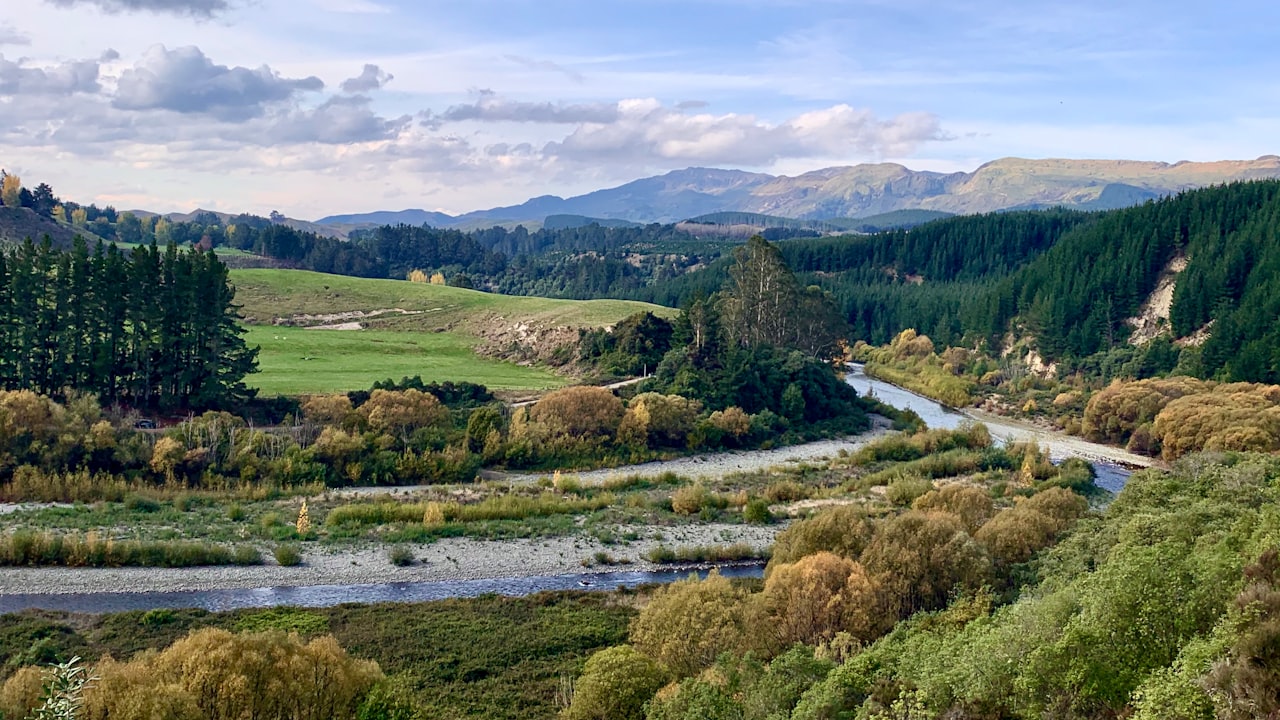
[1,0,1276,218]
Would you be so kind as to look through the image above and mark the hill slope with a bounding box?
[231,269,674,393]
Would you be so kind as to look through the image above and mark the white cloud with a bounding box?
[113,45,324,120]
[542,99,947,166]
[0,54,101,95]
[340,63,393,93]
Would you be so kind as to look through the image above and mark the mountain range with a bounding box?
[313,156,1280,231]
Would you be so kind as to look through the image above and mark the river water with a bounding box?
[0,565,764,614]
[1,369,1131,614]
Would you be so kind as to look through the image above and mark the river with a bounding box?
[1,368,1136,614]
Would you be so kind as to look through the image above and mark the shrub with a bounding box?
[124,494,162,513]
[528,386,624,438]
[884,474,933,506]
[912,484,995,534]
[753,552,885,651]
[630,571,749,678]
[743,497,773,524]
[562,645,667,720]
[619,393,703,447]
[671,484,710,515]
[644,544,765,564]
[388,546,415,567]
[768,504,874,571]
[860,511,992,619]
[227,504,246,522]
[274,544,303,567]
[0,531,260,568]
[79,628,381,720]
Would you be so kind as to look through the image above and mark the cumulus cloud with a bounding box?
[542,100,947,166]
[113,45,324,120]
[340,64,393,93]
[0,54,101,95]
[44,0,231,17]
[426,90,619,127]
[260,95,411,144]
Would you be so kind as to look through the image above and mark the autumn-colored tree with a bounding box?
[0,665,46,719]
[1,173,21,208]
[753,552,886,651]
[430,272,446,285]
[529,386,624,438]
[630,571,749,678]
[71,207,88,227]
[619,392,702,447]
[708,406,750,439]
[149,436,186,482]
[913,484,995,534]
[767,504,875,572]
[303,393,354,426]
[861,510,992,619]
[358,389,448,441]
[407,269,428,283]
[76,628,381,720]
[310,426,362,463]
[975,488,1085,567]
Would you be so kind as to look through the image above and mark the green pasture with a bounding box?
[244,326,564,395]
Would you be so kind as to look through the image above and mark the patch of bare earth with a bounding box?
[1127,255,1188,344]
[474,315,581,365]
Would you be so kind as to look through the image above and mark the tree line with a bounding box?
[0,238,257,410]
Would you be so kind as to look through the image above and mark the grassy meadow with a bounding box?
[244,326,564,394]
[230,269,672,394]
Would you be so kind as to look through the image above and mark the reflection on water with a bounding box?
[0,564,764,614]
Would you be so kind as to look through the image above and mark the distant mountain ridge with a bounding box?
[313,157,1280,231]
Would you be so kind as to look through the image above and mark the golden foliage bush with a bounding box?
[974,488,1087,566]
[302,394,354,425]
[1081,377,1208,444]
[860,510,992,619]
[629,571,749,678]
[767,504,874,571]
[529,386,625,438]
[619,393,702,447]
[1152,385,1280,460]
[0,666,45,720]
[670,484,711,515]
[358,389,448,436]
[912,484,995,534]
[75,628,382,720]
[708,406,751,438]
[753,552,885,650]
[1085,378,1280,459]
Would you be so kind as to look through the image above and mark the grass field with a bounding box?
[231,269,672,330]
[245,326,564,394]
[231,269,673,394]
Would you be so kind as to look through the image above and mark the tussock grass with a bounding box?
[325,493,615,528]
[644,543,768,564]
[0,531,262,568]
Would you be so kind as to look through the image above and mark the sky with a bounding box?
[1,0,1278,219]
